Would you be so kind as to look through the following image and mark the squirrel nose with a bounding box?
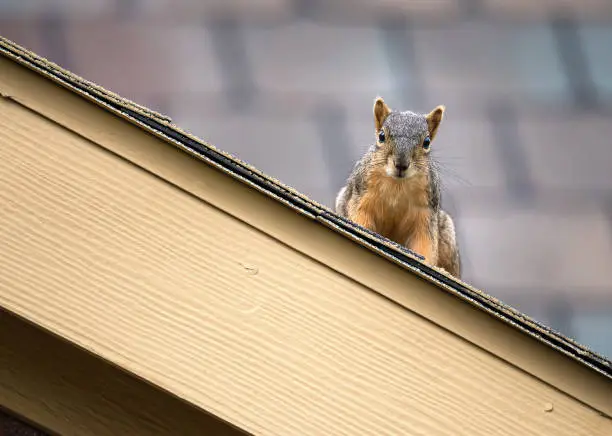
[395,163,409,173]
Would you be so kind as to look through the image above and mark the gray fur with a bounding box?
[336,110,436,216]
[382,111,429,166]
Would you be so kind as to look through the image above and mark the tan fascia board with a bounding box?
[3,92,612,436]
[0,310,249,436]
[0,36,610,415]
[2,37,610,380]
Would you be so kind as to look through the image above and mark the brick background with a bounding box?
[1,0,611,359]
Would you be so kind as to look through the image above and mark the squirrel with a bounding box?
[335,96,461,278]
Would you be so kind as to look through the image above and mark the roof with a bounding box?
[1,35,610,381]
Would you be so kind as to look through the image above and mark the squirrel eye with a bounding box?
[378,130,386,143]
[423,136,431,150]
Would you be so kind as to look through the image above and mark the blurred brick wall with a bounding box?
[1,0,611,358]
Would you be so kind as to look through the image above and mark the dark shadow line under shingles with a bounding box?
[312,99,354,206]
[378,15,423,109]
[37,7,71,73]
[207,18,257,112]
[487,100,535,206]
[550,13,599,110]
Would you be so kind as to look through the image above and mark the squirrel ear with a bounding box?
[426,105,445,140]
[373,97,392,132]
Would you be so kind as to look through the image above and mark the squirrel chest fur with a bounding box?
[354,169,430,245]
[335,96,461,278]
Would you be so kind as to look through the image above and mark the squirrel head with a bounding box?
[372,96,445,180]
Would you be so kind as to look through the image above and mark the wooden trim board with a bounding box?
[0,68,610,434]
[2,35,610,383]
[0,55,611,417]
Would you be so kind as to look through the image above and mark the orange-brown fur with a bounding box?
[351,168,435,264]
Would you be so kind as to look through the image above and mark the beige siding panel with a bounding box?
[0,57,610,417]
[0,95,609,435]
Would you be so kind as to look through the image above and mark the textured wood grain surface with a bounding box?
[0,92,610,435]
[0,55,609,418]
[0,311,247,436]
